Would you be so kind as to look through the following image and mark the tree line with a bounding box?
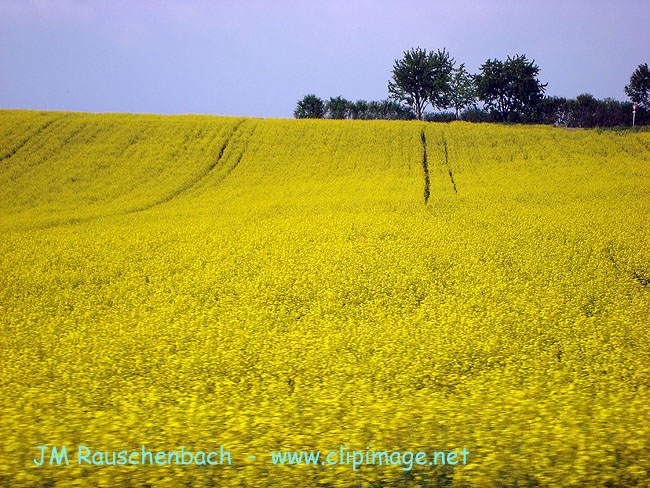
[295,48,650,128]
[294,96,413,120]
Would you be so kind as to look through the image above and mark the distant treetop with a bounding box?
[474,54,547,122]
[388,47,454,120]
[625,63,650,110]
[294,94,325,119]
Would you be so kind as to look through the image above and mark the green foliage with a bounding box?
[466,95,647,128]
[294,96,412,121]
[625,63,650,109]
[423,111,456,123]
[350,100,369,119]
[366,99,414,120]
[532,96,569,126]
[458,107,498,123]
[294,94,325,119]
[325,96,352,119]
[566,95,646,128]
[294,56,647,128]
[475,54,547,121]
[388,47,454,120]
[569,93,600,127]
[449,63,477,119]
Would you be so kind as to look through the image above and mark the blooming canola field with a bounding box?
[1,110,650,487]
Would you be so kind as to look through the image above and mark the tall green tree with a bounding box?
[449,63,477,119]
[388,47,454,120]
[568,93,599,127]
[325,96,352,119]
[475,54,547,121]
[350,100,369,119]
[625,63,650,109]
[294,94,325,118]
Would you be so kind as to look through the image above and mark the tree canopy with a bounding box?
[449,63,477,119]
[294,50,648,127]
[325,96,351,119]
[475,54,547,121]
[388,47,454,120]
[294,94,325,119]
[625,63,650,109]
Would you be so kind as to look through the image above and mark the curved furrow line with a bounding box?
[217,121,259,181]
[24,119,248,230]
[0,117,60,162]
[126,119,247,215]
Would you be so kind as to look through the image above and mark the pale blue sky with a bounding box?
[1,0,648,118]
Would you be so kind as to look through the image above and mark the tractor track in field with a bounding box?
[0,117,61,162]
[442,133,458,193]
[126,119,248,215]
[216,121,258,182]
[421,129,458,203]
[605,248,650,290]
[23,119,249,231]
[421,130,430,204]
[2,122,96,185]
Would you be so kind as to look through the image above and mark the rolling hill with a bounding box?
[1,110,649,487]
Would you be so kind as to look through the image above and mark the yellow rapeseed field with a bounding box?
[1,110,649,487]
